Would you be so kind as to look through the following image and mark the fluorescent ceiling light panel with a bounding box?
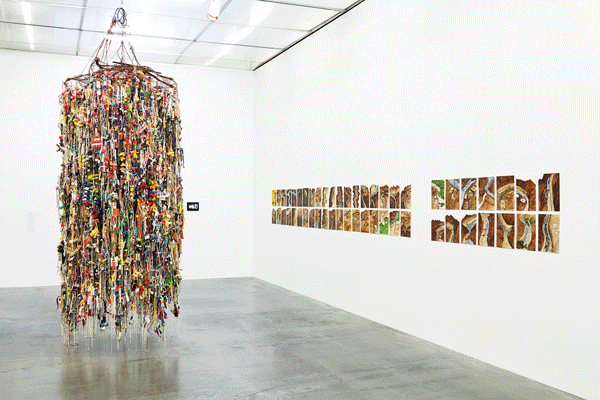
[204,44,233,65]
[21,2,33,49]
[21,1,31,24]
[128,18,175,39]
[25,25,34,50]
[248,2,276,27]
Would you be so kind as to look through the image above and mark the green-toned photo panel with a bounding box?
[272,183,411,239]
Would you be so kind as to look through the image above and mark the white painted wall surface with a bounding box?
[253,1,600,399]
[0,49,254,287]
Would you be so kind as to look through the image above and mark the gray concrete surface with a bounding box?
[0,277,583,399]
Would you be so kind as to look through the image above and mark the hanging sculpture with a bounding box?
[56,7,184,344]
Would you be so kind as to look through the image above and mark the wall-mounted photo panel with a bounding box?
[336,186,343,208]
[315,188,322,207]
[461,214,477,245]
[390,185,400,209]
[539,173,560,212]
[309,209,316,228]
[321,208,328,229]
[446,179,460,210]
[361,210,370,233]
[352,210,360,232]
[389,211,400,236]
[302,208,309,228]
[287,190,292,207]
[461,178,477,210]
[272,190,277,206]
[288,189,295,207]
[309,189,315,207]
[479,213,495,247]
[432,220,445,242]
[516,214,536,251]
[370,210,379,234]
[539,214,560,253]
[497,176,515,211]
[316,209,322,229]
[297,208,304,227]
[286,209,292,226]
[353,186,360,208]
[445,215,460,244]
[321,187,329,207]
[272,209,277,224]
[401,185,411,209]
[329,209,336,230]
[380,185,390,209]
[297,188,303,208]
[370,185,379,209]
[344,187,352,208]
[276,208,282,225]
[401,211,411,238]
[328,187,336,208]
[344,209,352,231]
[336,209,344,231]
[281,208,287,225]
[379,210,389,235]
[516,179,536,212]
[303,189,309,207]
[432,180,445,209]
[478,177,495,210]
[496,213,515,249]
[361,185,369,208]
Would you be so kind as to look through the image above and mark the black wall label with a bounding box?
[187,202,199,211]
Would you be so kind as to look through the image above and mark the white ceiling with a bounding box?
[0,0,364,70]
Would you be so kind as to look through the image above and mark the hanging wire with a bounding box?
[113,7,127,29]
[66,4,176,88]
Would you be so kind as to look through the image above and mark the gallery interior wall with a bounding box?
[0,49,254,287]
[252,1,600,399]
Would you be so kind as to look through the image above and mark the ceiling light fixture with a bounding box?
[207,0,222,22]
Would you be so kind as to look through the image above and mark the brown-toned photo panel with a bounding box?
[445,215,460,244]
[461,214,477,245]
[431,173,559,253]
[272,183,412,239]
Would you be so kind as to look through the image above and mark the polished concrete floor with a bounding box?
[0,277,583,400]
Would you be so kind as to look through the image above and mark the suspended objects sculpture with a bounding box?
[56,7,184,344]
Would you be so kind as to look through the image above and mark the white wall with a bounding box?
[253,1,600,399]
[0,49,254,287]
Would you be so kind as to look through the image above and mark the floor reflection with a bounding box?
[59,344,180,400]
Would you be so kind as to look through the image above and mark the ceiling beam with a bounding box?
[0,20,282,50]
[255,0,344,12]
